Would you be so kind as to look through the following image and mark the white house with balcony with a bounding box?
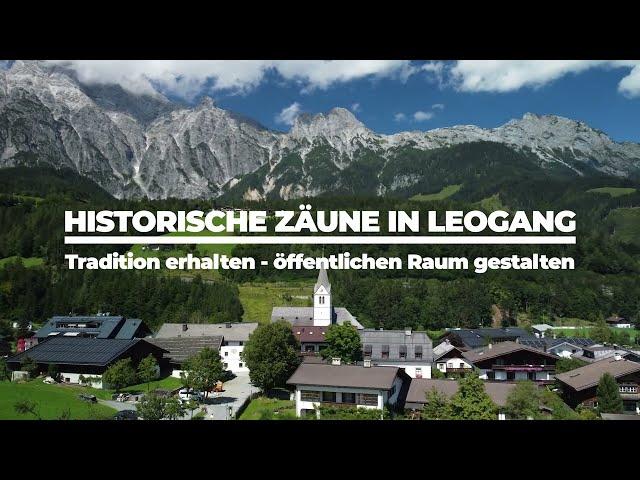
[286,361,406,417]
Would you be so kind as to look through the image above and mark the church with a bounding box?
[271,267,363,354]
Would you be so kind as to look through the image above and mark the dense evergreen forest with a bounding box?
[0,166,639,338]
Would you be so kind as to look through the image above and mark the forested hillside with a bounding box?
[0,166,639,338]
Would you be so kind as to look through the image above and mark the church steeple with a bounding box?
[313,266,331,326]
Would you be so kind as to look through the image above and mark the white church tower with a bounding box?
[313,266,332,326]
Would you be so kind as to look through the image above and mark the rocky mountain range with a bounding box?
[1,60,639,200]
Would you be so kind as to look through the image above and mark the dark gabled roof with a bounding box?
[406,379,517,407]
[35,315,149,340]
[114,318,147,339]
[555,358,640,391]
[6,337,165,367]
[360,329,433,362]
[519,337,596,350]
[147,336,223,364]
[445,328,535,348]
[462,341,560,364]
[287,363,399,390]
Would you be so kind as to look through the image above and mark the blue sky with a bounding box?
[11,60,640,142]
[211,65,640,141]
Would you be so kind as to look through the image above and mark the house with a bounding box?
[16,336,39,353]
[405,378,517,420]
[5,336,167,389]
[462,341,560,382]
[432,341,473,375]
[555,357,640,413]
[147,336,223,378]
[440,327,536,350]
[519,337,597,358]
[572,344,640,364]
[606,316,634,329]
[359,328,433,378]
[35,314,151,340]
[286,361,407,417]
[272,267,363,354]
[154,322,258,374]
[531,324,554,338]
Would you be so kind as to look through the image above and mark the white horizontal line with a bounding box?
[64,236,576,245]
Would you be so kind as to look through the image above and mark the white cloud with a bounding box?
[413,111,434,122]
[431,103,445,110]
[619,65,640,97]
[275,102,302,126]
[351,102,361,112]
[449,60,640,93]
[44,60,417,100]
[394,113,407,122]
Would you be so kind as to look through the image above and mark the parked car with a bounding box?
[43,376,56,384]
[178,388,203,403]
[78,394,97,403]
[113,410,138,420]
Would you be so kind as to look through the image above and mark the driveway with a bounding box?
[99,399,137,412]
[199,373,256,420]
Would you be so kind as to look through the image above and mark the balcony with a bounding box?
[491,364,555,372]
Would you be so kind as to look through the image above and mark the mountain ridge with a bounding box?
[1,61,639,200]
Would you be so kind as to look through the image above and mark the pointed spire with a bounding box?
[314,266,331,293]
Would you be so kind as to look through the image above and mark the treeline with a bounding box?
[0,261,243,335]
[329,270,640,331]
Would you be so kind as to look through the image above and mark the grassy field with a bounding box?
[587,187,637,197]
[0,256,44,268]
[239,281,313,323]
[607,207,640,247]
[239,396,296,420]
[410,184,461,202]
[551,326,640,342]
[0,381,117,420]
[82,375,185,400]
[475,193,505,212]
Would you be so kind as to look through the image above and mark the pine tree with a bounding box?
[596,373,623,414]
[448,373,497,420]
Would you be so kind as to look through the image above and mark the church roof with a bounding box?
[271,307,363,329]
[314,267,331,294]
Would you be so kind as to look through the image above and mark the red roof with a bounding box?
[292,325,327,343]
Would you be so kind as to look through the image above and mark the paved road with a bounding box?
[199,372,256,420]
[99,399,137,412]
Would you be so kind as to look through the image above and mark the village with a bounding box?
[1,266,639,421]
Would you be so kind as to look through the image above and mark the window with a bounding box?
[357,393,378,406]
[223,363,228,369]
[381,345,389,359]
[364,344,372,358]
[447,362,454,368]
[224,351,229,356]
[319,296,325,305]
[301,390,321,402]
[322,391,337,403]
[238,363,243,368]
[342,392,356,404]
[239,341,243,346]
[415,345,422,360]
[399,345,407,359]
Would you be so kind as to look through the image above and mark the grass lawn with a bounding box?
[239,281,314,323]
[552,326,640,342]
[607,207,640,247]
[410,184,462,202]
[587,187,637,197]
[239,396,296,420]
[0,381,117,420]
[475,193,505,212]
[0,256,44,268]
[81,375,184,400]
